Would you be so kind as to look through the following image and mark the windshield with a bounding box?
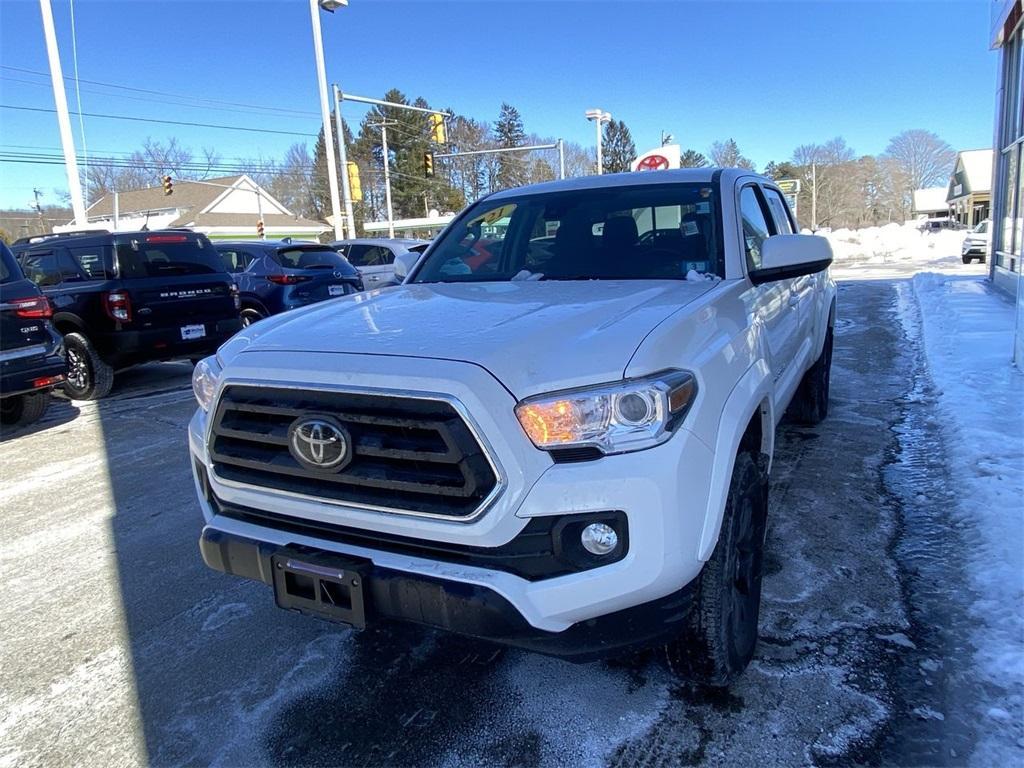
[274,247,353,271]
[411,183,722,283]
[974,220,989,234]
[116,235,224,278]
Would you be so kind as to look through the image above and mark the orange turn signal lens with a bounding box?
[516,400,580,446]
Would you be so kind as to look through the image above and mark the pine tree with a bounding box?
[493,103,527,190]
[680,149,709,168]
[601,120,636,173]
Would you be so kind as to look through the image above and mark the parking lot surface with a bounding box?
[0,277,997,767]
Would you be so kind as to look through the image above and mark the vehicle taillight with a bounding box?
[229,282,240,310]
[266,274,311,285]
[11,296,53,319]
[103,291,132,322]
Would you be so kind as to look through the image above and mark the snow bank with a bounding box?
[910,273,1024,763]
[824,222,965,265]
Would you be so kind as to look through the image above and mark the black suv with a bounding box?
[0,242,65,427]
[12,230,242,400]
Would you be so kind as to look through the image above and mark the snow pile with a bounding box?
[910,273,1024,762]
[824,222,965,265]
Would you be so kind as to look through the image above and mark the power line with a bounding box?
[0,65,320,118]
[0,104,317,138]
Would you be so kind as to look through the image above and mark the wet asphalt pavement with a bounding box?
[0,278,995,767]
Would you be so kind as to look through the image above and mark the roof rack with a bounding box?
[11,229,110,246]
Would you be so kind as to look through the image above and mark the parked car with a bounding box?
[190,169,836,687]
[11,229,241,400]
[330,238,430,287]
[0,241,65,427]
[213,240,363,326]
[962,219,990,264]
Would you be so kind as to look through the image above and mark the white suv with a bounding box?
[189,169,836,686]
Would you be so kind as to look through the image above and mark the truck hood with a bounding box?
[231,280,718,397]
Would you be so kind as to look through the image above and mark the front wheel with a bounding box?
[240,308,266,327]
[664,452,768,687]
[0,392,51,426]
[787,325,833,425]
[63,332,114,400]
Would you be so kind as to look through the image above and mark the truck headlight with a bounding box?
[192,355,223,412]
[515,370,696,455]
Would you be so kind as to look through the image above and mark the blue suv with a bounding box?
[214,240,363,326]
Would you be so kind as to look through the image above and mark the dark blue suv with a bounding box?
[214,240,363,326]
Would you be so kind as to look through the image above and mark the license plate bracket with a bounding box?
[328,285,346,297]
[180,323,206,341]
[271,549,369,628]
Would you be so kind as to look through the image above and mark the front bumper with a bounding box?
[188,351,716,640]
[198,525,696,661]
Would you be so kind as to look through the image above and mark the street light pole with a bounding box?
[380,122,395,238]
[585,108,611,175]
[308,0,343,240]
[333,85,357,239]
[39,0,86,225]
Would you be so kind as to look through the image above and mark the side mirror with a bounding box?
[750,234,833,285]
[393,250,420,282]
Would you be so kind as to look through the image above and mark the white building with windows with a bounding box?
[990,0,1024,364]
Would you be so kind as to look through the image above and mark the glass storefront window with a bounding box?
[1002,146,1018,265]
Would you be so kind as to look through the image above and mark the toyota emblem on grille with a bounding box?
[287,416,351,472]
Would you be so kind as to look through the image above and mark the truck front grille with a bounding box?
[208,385,500,519]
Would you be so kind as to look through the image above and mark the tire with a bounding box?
[786,325,833,425]
[664,452,768,687]
[0,392,51,426]
[63,332,114,401]
[240,307,265,327]
[962,255,971,265]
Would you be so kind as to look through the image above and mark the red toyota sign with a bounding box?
[636,154,671,171]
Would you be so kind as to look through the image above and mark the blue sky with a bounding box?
[0,0,1000,210]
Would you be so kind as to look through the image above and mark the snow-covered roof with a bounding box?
[912,187,948,214]
[948,149,994,200]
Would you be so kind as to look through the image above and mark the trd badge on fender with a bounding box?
[287,416,351,472]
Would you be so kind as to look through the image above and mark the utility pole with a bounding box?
[372,120,395,237]
[32,188,45,234]
[557,139,565,180]
[660,131,674,146]
[585,109,611,175]
[308,0,343,240]
[39,0,86,225]
[811,162,818,230]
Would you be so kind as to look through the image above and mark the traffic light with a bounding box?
[346,162,362,202]
[256,220,265,238]
[424,152,434,178]
[162,175,173,196]
[429,113,446,144]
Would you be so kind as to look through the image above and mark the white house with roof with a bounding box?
[911,187,949,220]
[56,175,328,240]
[946,149,993,227]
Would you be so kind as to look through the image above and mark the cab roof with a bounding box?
[486,167,767,200]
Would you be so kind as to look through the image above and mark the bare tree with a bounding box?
[883,129,955,190]
[710,139,755,170]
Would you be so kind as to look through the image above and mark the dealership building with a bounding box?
[990,0,1024,364]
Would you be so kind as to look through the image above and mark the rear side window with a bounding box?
[762,188,795,235]
[68,245,114,280]
[739,186,775,270]
[273,247,350,270]
[116,236,224,279]
[219,249,255,273]
[0,245,21,284]
[346,244,394,267]
[19,251,63,287]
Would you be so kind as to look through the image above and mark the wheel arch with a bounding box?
[696,361,774,561]
[52,311,87,337]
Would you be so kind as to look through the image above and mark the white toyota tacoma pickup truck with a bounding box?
[189,168,836,686]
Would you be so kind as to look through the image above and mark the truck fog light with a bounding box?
[581,523,618,556]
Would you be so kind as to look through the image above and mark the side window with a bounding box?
[57,251,85,282]
[365,246,394,266]
[762,188,795,235]
[739,186,775,270]
[67,245,114,279]
[345,244,371,267]
[219,249,252,273]
[335,244,350,257]
[19,251,63,287]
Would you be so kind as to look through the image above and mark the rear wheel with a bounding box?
[240,307,265,327]
[63,332,114,401]
[0,392,51,426]
[787,325,833,425]
[664,452,768,687]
